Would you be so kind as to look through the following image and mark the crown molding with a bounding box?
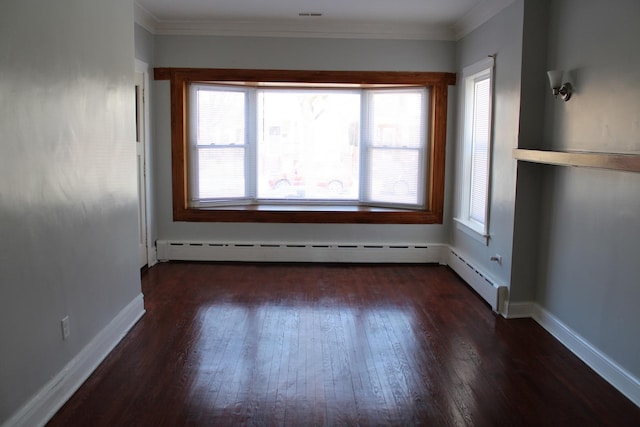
[133,0,515,41]
[453,0,516,40]
[148,19,454,40]
[134,2,158,34]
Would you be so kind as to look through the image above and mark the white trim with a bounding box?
[154,19,454,40]
[453,217,490,245]
[148,245,158,268]
[132,0,515,41]
[504,301,534,319]
[134,2,158,34]
[454,0,516,40]
[435,254,640,408]
[463,56,495,77]
[134,17,454,40]
[3,295,145,427]
[531,304,640,408]
[456,56,495,240]
[134,60,157,269]
[478,295,640,406]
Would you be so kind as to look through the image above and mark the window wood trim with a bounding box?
[155,68,456,224]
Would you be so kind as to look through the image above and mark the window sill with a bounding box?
[454,218,489,245]
[175,204,442,224]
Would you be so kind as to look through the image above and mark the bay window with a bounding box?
[155,68,455,223]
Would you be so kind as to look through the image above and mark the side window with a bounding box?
[456,57,494,243]
[189,85,250,203]
[363,88,428,207]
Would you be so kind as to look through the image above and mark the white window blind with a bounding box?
[469,77,490,224]
[456,56,494,242]
[190,87,248,200]
[365,89,426,206]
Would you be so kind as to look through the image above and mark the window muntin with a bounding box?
[189,83,428,209]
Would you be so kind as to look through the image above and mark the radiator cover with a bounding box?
[156,240,446,264]
[447,248,507,313]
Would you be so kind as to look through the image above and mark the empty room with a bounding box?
[1,0,639,425]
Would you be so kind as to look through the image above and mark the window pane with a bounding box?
[370,91,424,148]
[368,148,420,205]
[196,89,245,146]
[366,89,426,206]
[192,86,247,201]
[197,147,245,199]
[256,90,360,200]
[469,77,490,224]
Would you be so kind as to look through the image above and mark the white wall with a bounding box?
[135,23,155,65]
[451,0,640,398]
[152,36,457,245]
[0,0,141,423]
[452,1,524,289]
[537,0,640,379]
[134,24,158,264]
[510,0,550,302]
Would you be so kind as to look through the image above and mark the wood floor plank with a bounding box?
[47,262,640,426]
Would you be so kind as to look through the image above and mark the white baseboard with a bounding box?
[3,294,145,427]
[487,298,640,406]
[148,246,158,268]
[504,301,535,319]
[527,303,640,407]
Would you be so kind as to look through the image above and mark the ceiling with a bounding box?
[135,0,515,40]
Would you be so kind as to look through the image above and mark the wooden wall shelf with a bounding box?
[513,149,640,173]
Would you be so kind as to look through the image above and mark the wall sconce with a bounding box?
[547,70,572,101]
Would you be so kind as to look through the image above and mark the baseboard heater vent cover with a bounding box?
[156,241,446,264]
[448,249,507,313]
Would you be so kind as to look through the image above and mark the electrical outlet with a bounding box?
[61,316,70,340]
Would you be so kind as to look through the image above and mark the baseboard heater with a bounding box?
[447,248,507,313]
[156,240,446,264]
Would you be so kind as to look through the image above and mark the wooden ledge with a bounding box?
[513,149,640,173]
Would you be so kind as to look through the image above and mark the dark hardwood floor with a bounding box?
[48,262,640,426]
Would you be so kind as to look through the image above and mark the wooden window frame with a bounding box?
[155,68,456,224]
